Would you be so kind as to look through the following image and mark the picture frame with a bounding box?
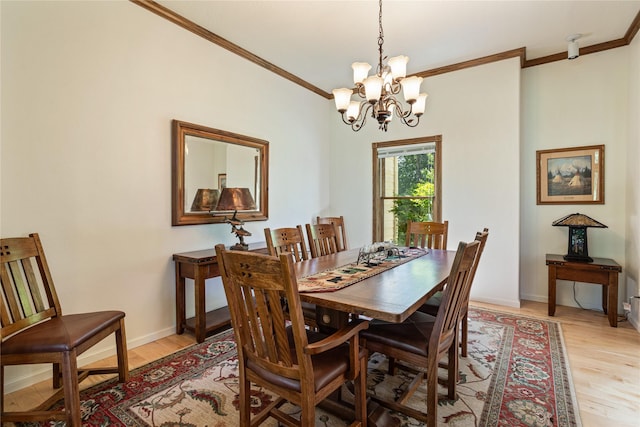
[536,144,604,205]
[218,173,227,190]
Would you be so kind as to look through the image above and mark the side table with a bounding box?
[546,253,622,327]
[173,242,268,343]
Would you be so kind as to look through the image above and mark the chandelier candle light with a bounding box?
[332,0,427,132]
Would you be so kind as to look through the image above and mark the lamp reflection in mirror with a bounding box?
[191,189,220,212]
[215,187,256,251]
[552,212,607,262]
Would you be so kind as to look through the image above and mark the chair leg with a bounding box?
[300,394,315,426]
[53,362,62,389]
[0,365,4,416]
[460,315,468,357]
[353,356,367,426]
[426,365,438,427]
[116,319,130,382]
[239,376,251,426]
[62,350,82,427]
[447,340,457,400]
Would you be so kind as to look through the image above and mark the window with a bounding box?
[372,136,442,244]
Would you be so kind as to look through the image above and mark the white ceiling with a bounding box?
[155,1,640,93]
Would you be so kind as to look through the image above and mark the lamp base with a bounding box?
[229,243,249,251]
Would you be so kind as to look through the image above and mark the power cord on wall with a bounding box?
[572,282,628,323]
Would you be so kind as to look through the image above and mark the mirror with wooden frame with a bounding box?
[172,120,269,226]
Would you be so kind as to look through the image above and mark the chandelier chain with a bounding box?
[377,0,385,76]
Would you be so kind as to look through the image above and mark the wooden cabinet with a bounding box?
[173,243,268,342]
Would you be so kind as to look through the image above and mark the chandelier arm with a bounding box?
[399,114,421,127]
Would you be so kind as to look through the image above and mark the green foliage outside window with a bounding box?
[388,153,435,244]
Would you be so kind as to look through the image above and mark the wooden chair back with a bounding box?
[430,240,480,359]
[264,225,309,262]
[1,233,128,426]
[360,238,479,426]
[218,246,308,379]
[317,216,348,251]
[405,220,449,249]
[215,244,369,426]
[1,234,62,338]
[305,223,341,258]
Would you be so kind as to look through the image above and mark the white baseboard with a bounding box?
[4,325,178,394]
[470,296,521,308]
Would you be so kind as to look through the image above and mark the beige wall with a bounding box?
[0,1,330,391]
[521,48,629,311]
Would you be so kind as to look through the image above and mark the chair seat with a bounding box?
[419,291,442,316]
[360,311,436,357]
[247,326,365,393]
[2,311,125,354]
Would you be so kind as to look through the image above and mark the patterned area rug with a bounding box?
[27,308,581,426]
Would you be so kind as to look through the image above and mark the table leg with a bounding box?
[602,285,608,314]
[175,265,185,335]
[194,268,206,343]
[608,272,618,327]
[548,265,556,316]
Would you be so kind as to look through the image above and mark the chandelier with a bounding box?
[332,0,427,132]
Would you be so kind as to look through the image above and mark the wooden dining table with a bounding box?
[294,247,457,329]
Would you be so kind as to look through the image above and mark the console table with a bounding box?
[173,242,268,343]
[546,254,622,327]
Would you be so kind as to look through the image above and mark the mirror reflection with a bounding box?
[172,120,269,226]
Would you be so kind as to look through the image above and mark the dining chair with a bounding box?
[214,244,369,427]
[264,225,309,262]
[317,215,348,251]
[1,233,129,426]
[264,225,317,328]
[305,223,342,258]
[419,228,489,357]
[405,220,449,249]
[359,239,480,427]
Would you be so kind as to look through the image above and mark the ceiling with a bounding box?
[151,1,640,96]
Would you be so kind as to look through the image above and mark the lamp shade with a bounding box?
[352,62,372,85]
[190,189,220,212]
[363,75,383,103]
[388,55,408,80]
[332,88,352,112]
[552,213,607,228]
[401,76,423,103]
[215,187,256,211]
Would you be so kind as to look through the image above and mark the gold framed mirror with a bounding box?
[172,120,269,226]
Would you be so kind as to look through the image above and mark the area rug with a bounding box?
[27,308,581,426]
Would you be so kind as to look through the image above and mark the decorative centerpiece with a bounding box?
[357,241,402,265]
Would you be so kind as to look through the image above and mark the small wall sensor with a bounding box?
[567,34,582,60]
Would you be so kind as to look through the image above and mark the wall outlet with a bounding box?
[623,302,631,311]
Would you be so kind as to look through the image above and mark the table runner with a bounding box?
[297,248,427,293]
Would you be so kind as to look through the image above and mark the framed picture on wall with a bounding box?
[218,173,227,190]
[536,145,604,205]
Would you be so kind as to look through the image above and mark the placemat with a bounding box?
[297,248,427,293]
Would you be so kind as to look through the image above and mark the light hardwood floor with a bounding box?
[3,301,640,426]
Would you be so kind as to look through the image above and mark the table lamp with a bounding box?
[215,187,257,250]
[552,212,607,262]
